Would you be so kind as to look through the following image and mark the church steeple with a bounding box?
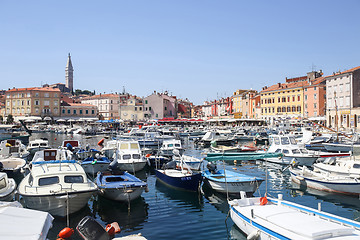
[65,53,74,93]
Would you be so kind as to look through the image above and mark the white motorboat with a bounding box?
[0,157,26,177]
[113,140,147,172]
[0,172,16,201]
[18,161,98,217]
[265,135,319,166]
[173,154,203,171]
[26,138,50,155]
[159,139,184,157]
[229,192,360,240]
[0,139,29,159]
[101,140,117,159]
[290,166,360,195]
[313,157,360,178]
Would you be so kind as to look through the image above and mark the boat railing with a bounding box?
[24,182,95,194]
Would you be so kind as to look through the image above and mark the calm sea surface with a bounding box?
[23,133,360,240]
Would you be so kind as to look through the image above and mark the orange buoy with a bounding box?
[260,196,268,206]
[97,138,105,146]
[145,153,151,158]
[58,227,74,239]
[54,138,57,140]
[106,222,121,235]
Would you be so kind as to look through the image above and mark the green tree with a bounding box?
[6,114,14,124]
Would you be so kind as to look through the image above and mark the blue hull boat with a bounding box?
[96,170,147,202]
[155,169,202,192]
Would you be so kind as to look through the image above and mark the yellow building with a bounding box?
[232,89,257,118]
[5,87,61,118]
[260,76,308,122]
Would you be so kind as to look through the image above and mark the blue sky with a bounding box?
[1,1,359,105]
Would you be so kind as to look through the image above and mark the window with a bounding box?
[64,175,84,183]
[314,94,317,100]
[91,110,94,114]
[297,106,301,112]
[62,109,65,114]
[346,96,350,106]
[80,109,83,114]
[44,93,49,97]
[73,110,77,114]
[86,110,89,114]
[145,100,148,104]
[149,107,152,111]
[39,176,59,186]
[35,100,39,106]
[314,103,317,108]
[339,84,343,93]
[135,107,137,111]
[44,100,50,106]
[35,93,39,97]
[346,83,350,92]
[314,87,317,90]
[54,100,58,106]
[35,107,39,113]
[297,95,300,101]
[304,95,307,101]
[164,107,167,110]
[67,109,70,114]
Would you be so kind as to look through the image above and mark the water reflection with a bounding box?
[155,180,204,210]
[93,196,149,232]
[202,184,229,214]
[290,181,360,211]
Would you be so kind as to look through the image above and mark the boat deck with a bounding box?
[231,198,360,239]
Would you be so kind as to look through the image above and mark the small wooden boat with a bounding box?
[203,163,263,196]
[229,192,360,240]
[155,161,202,192]
[96,170,147,202]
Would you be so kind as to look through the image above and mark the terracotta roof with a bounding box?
[68,103,96,107]
[326,66,360,77]
[261,80,309,93]
[82,93,120,100]
[7,87,61,92]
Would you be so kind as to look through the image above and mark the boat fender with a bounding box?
[145,153,151,158]
[260,196,268,205]
[106,222,121,235]
[58,227,74,239]
[66,143,73,151]
[5,143,12,147]
[98,138,105,146]
[247,230,260,240]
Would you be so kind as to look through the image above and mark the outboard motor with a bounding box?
[108,158,118,172]
[66,143,73,151]
[207,162,217,173]
[76,216,110,240]
[164,160,177,169]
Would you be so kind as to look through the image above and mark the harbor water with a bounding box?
[22,133,360,239]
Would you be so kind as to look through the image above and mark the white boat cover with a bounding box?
[0,206,53,240]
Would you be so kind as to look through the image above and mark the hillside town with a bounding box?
[1,54,359,132]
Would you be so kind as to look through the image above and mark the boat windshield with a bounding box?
[175,144,181,147]
[0,178,6,190]
[274,137,280,145]
[120,143,129,150]
[281,137,290,145]
[65,175,84,183]
[39,176,59,186]
[123,154,131,160]
[282,149,290,154]
[130,143,139,149]
[275,149,282,153]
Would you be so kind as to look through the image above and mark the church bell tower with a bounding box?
[65,53,74,93]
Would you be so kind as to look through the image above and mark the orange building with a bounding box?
[303,77,326,118]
